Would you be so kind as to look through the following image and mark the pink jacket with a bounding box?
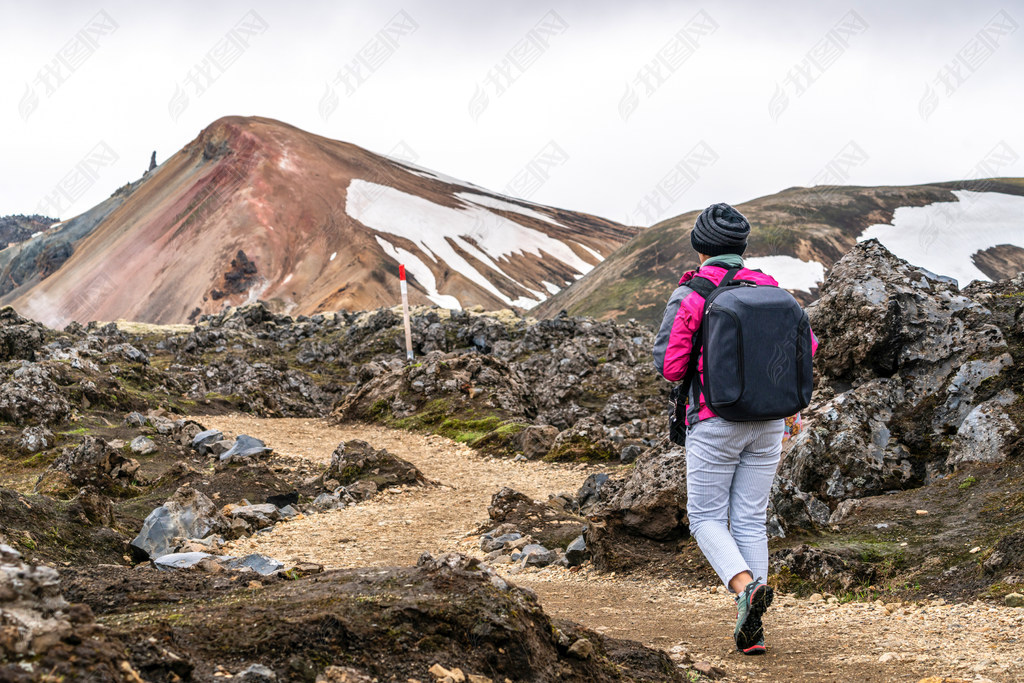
[652,264,818,423]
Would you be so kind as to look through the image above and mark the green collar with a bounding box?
[702,253,745,269]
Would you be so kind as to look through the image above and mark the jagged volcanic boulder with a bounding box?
[336,350,533,422]
[946,390,1019,469]
[130,486,229,561]
[0,307,45,362]
[511,424,560,459]
[0,362,72,426]
[322,440,425,494]
[482,487,584,550]
[584,448,689,571]
[0,542,71,658]
[808,239,1005,387]
[982,529,1024,578]
[772,241,1020,532]
[36,436,140,497]
[769,544,876,594]
[0,544,159,681]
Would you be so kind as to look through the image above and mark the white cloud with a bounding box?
[1,0,1021,226]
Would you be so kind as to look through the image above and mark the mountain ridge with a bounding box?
[3,116,636,326]
[533,178,1024,326]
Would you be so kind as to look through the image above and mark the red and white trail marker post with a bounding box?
[399,264,414,361]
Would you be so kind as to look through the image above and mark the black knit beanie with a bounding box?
[690,203,750,256]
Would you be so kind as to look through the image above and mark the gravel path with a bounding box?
[203,415,1024,683]
[210,415,601,568]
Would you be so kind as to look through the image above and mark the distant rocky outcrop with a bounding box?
[973,244,1024,281]
[0,214,57,251]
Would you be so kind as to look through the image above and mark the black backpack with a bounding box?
[669,268,813,445]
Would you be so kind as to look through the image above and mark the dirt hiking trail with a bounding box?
[205,415,1024,683]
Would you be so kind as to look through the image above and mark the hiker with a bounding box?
[652,203,817,655]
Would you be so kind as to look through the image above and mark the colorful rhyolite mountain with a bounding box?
[1,116,636,326]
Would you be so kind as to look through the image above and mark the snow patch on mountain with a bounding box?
[348,179,597,307]
[576,242,603,262]
[745,255,825,293]
[455,191,562,226]
[374,236,462,309]
[858,190,1024,286]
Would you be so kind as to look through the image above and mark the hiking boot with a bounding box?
[734,579,773,652]
[739,637,766,656]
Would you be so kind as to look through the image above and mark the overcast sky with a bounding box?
[2,0,1022,226]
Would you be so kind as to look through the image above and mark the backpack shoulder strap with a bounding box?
[686,275,717,300]
[678,267,743,411]
[677,271,726,406]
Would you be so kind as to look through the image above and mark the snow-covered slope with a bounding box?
[858,190,1024,286]
[745,255,826,293]
[346,180,597,310]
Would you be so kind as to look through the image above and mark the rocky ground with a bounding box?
[2,239,1024,681]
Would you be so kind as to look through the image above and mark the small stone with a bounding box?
[970,546,981,554]
[207,439,234,457]
[565,535,588,567]
[692,661,726,679]
[125,411,146,427]
[808,593,823,602]
[519,543,556,567]
[480,533,522,553]
[18,425,55,453]
[153,552,214,570]
[225,554,284,576]
[191,429,223,454]
[466,676,492,683]
[316,666,374,682]
[878,652,899,663]
[1004,593,1024,607]
[236,663,277,682]
[313,493,342,510]
[567,637,594,659]
[915,509,929,515]
[428,664,464,682]
[219,434,271,461]
[130,436,157,455]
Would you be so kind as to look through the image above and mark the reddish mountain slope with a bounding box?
[6,116,636,326]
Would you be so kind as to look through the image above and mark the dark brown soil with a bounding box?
[57,559,686,683]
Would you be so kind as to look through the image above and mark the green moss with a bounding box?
[441,416,503,443]
[369,398,391,420]
[542,436,615,463]
[959,475,978,490]
[21,450,58,468]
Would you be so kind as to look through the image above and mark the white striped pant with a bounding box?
[685,416,785,589]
